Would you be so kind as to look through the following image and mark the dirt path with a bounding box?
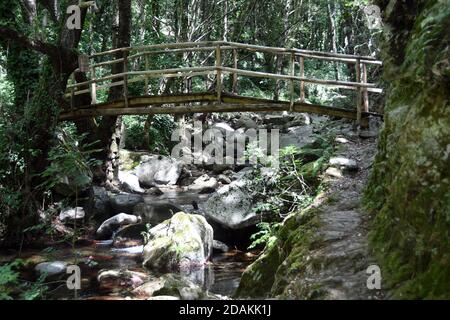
[298,127,385,299]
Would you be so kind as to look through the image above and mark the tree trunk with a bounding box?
[99,0,132,189]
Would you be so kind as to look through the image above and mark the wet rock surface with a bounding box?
[135,155,182,187]
[142,212,213,272]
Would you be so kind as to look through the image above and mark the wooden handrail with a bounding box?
[68,41,383,127]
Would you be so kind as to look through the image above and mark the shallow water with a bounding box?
[13,238,256,300]
[9,186,256,299]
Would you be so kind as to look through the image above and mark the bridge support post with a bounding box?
[299,56,305,103]
[90,66,97,105]
[232,49,238,94]
[356,58,362,127]
[289,52,295,111]
[362,63,369,113]
[123,51,129,108]
[145,54,149,95]
[215,45,222,103]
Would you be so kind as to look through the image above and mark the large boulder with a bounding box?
[280,125,314,149]
[85,186,111,221]
[96,213,142,239]
[133,202,183,226]
[135,155,182,187]
[204,180,256,230]
[118,171,144,193]
[143,212,213,272]
[110,194,143,214]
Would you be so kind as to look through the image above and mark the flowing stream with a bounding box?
[13,188,257,300]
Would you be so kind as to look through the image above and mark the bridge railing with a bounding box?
[65,41,382,125]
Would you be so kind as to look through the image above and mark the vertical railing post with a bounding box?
[90,66,97,105]
[123,50,129,108]
[215,45,222,103]
[355,58,362,126]
[299,56,305,103]
[70,73,75,110]
[362,62,369,112]
[289,52,295,111]
[232,48,238,94]
[70,86,75,110]
[144,54,149,95]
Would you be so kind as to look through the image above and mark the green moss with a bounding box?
[119,150,145,171]
[235,207,320,298]
[365,0,450,299]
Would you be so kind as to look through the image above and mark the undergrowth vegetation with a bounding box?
[246,134,335,250]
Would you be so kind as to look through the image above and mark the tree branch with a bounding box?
[0,27,57,55]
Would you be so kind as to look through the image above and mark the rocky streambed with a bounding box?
[2,112,381,300]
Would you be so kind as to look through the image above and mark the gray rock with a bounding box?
[59,207,85,223]
[198,187,216,194]
[280,126,314,149]
[145,187,164,196]
[359,130,378,139]
[35,261,68,277]
[204,180,256,230]
[110,194,143,214]
[217,174,232,184]
[133,202,183,225]
[119,171,144,193]
[97,269,148,289]
[335,137,349,144]
[143,212,213,272]
[263,114,294,126]
[135,155,182,187]
[213,240,229,253]
[96,213,142,239]
[235,115,258,130]
[329,157,358,171]
[325,167,343,178]
[211,122,235,135]
[114,223,147,241]
[86,186,111,220]
[187,174,218,191]
[134,274,202,300]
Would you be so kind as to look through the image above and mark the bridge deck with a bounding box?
[61,41,383,124]
[60,92,379,121]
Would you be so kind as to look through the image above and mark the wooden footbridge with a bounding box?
[62,41,383,126]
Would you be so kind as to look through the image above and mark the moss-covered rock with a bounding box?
[142,212,213,272]
[365,0,450,299]
[119,150,147,171]
[235,208,320,298]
